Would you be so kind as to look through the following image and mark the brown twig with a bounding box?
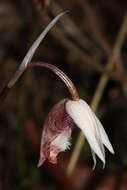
[67,13,127,177]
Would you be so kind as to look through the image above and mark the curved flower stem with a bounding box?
[67,13,127,176]
[29,62,79,100]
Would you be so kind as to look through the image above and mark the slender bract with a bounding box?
[7,11,68,88]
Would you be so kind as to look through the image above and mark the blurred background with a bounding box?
[0,0,127,189]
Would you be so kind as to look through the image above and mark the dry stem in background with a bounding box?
[79,0,112,56]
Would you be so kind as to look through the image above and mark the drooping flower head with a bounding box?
[37,93,114,168]
[3,12,114,169]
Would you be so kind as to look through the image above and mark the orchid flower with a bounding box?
[2,12,114,169]
[36,74,114,168]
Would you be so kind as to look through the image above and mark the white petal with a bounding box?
[66,99,105,165]
[91,149,105,169]
[85,104,106,160]
[91,150,96,170]
[94,115,114,154]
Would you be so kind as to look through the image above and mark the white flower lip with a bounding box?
[65,99,114,168]
[51,130,71,152]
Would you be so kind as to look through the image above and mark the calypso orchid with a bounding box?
[2,12,114,169]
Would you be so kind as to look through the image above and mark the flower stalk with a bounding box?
[29,62,79,100]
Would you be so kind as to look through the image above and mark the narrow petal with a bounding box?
[84,103,106,161]
[66,99,105,165]
[91,150,96,170]
[94,115,114,154]
[91,149,105,169]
